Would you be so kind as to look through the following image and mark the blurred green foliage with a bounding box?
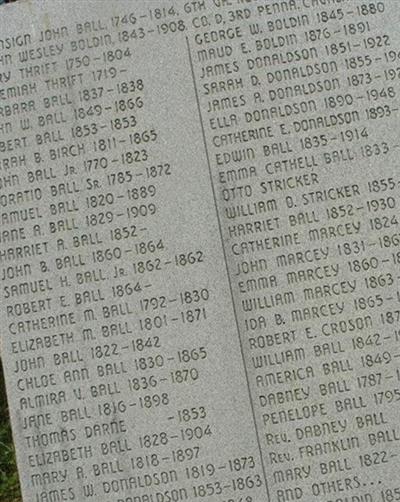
[0,420,21,501]
[0,363,21,502]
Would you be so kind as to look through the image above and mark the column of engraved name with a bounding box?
[189,0,400,501]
